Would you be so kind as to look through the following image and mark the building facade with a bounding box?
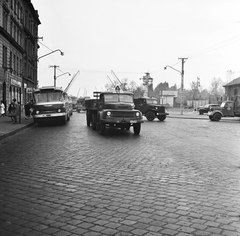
[0,0,40,110]
[223,77,240,101]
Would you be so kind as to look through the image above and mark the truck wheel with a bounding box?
[86,113,91,126]
[98,122,105,135]
[92,114,97,130]
[133,123,141,135]
[157,115,166,121]
[146,111,155,121]
[213,113,221,121]
[62,117,67,124]
[209,115,214,121]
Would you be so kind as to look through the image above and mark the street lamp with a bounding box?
[56,72,71,79]
[55,72,71,87]
[164,58,187,115]
[37,49,64,61]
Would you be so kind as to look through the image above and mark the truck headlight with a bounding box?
[36,111,39,114]
[106,111,111,116]
[58,109,61,112]
[136,112,140,117]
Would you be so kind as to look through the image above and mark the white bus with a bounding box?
[32,86,71,125]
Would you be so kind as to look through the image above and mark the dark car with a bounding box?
[199,104,218,115]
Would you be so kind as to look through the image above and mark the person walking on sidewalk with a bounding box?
[0,101,5,117]
[10,98,19,124]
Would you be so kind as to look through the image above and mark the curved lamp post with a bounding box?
[55,72,71,87]
[37,49,64,61]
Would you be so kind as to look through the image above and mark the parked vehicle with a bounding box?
[208,96,240,121]
[85,87,144,135]
[32,86,71,125]
[134,97,169,121]
[198,104,218,115]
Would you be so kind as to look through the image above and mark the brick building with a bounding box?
[0,0,40,109]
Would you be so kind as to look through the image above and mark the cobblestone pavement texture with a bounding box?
[0,112,240,236]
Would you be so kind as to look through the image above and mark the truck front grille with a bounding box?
[111,111,136,118]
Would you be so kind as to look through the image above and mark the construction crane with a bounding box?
[77,87,81,98]
[111,70,127,90]
[64,70,80,93]
[107,75,116,87]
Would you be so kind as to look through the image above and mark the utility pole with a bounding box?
[197,77,200,99]
[179,58,188,115]
[50,65,59,87]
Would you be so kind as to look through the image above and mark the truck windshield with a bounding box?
[146,99,158,105]
[34,91,62,103]
[220,102,226,108]
[104,94,133,103]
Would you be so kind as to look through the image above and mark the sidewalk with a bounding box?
[0,115,34,141]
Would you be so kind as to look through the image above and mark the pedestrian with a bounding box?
[10,98,19,124]
[0,100,5,117]
[25,101,31,119]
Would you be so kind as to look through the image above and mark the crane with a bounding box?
[64,70,80,93]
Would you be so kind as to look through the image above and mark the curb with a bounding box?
[0,122,34,141]
[168,115,209,120]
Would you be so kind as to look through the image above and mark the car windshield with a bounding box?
[34,91,62,103]
[146,99,158,105]
[104,94,133,103]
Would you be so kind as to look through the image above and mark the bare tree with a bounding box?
[209,77,225,102]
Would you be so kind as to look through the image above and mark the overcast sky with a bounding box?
[31,0,240,97]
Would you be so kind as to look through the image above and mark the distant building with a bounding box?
[223,77,240,100]
[160,90,178,107]
[0,0,40,107]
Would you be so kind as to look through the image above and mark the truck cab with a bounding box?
[85,88,144,135]
[134,97,169,121]
[208,96,240,121]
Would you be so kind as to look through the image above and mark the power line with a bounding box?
[185,34,240,58]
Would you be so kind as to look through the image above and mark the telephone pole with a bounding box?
[49,65,59,87]
[179,58,188,115]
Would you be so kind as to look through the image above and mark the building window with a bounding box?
[13,54,16,74]
[2,46,8,68]
[3,8,8,31]
[9,51,12,69]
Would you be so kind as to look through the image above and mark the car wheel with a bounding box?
[146,111,155,121]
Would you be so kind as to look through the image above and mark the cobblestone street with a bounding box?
[0,112,240,236]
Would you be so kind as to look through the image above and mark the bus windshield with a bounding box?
[34,91,62,103]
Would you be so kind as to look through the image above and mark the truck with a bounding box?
[85,88,144,135]
[208,95,240,121]
[134,97,169,121]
